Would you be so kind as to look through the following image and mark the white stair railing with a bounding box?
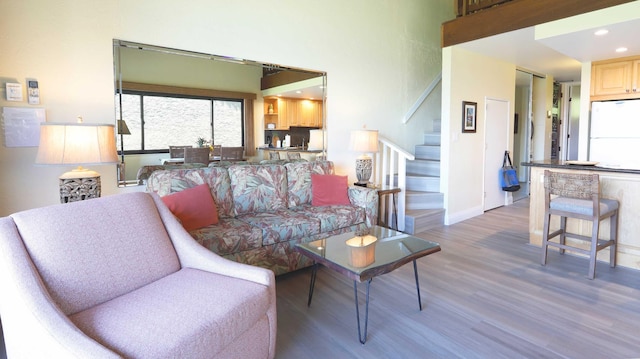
[373,136,414,232]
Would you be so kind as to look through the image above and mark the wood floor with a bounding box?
[275,199,640,359]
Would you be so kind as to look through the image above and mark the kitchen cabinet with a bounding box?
[278,98,300,129]
[591,56,640,101]
[297,100,322,127]
[264,97,323,130]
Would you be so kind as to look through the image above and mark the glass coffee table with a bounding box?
[295,225,441,344]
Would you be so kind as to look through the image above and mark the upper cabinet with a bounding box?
[591,56,640,101]
[297,100,322,127]
[264,97,322,130]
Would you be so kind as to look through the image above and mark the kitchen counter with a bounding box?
[522,160,640,174]
[525,161,640,271]
[258,146,323,153]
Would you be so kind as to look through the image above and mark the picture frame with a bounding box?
[462,101,477,133]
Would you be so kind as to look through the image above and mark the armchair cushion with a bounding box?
[161,183,219,231]
[70,268,271,358]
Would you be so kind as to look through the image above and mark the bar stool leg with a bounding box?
[588,220,600,280]
[610,211,618,268]
[559,216,567,255]
[541,212,551,266]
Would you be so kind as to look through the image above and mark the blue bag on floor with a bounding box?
[500,151,520,192]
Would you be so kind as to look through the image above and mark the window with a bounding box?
[115,92,243,153]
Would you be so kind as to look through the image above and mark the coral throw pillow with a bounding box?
[311,174,351,206]
[161,184,219,231]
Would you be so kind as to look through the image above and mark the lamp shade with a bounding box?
[349,130,379,153]
[117,119,131,135]
[346,234,377,267]
[36,122,119,165]
[307,129,327,150]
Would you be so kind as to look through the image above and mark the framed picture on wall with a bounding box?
[462,101,477,133]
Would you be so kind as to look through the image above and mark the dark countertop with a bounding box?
[522,160,640,175]
[258,147,322,153]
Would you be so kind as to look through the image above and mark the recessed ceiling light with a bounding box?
[616,47,628,53]
[594,29,609,36]
[296,91,302,94]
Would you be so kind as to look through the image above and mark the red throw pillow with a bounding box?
[311,174,351,206]
[161,184,219,231]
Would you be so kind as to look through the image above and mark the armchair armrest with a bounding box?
[151,193,275,288]
[348,185,379,227]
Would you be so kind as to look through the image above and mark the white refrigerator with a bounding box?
[589,100,640,169]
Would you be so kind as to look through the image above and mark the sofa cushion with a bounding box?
[238,209,321,246]
[295,204,366,232]
[285,161,314,207]
[286,161,336,208]
[161,184,219,231]
[312,160,335,175]
[228,164,288,216]
[147,167,236,219]
[311,174,351,206]
[70,268,271,358]
[189,218,264,256]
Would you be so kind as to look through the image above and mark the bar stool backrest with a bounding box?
[544,170,600,217]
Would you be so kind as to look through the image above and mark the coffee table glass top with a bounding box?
[296,226,441,281]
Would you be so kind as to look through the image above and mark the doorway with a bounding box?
[513,70,533,202]
[483,98,510,211]
[562,83,581,160]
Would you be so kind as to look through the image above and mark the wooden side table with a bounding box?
[376,186,401,230]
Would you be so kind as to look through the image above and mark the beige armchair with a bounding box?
[0,192,276,358]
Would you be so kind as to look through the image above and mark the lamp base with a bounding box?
[59,167,101,203]
[355,156,373,185]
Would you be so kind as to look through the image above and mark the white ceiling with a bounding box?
[456,4,640,83]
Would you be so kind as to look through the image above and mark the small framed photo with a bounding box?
[462,101,477,133]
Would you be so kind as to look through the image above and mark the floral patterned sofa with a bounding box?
[146,161,378,275]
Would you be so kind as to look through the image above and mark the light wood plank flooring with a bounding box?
[276,199,640,358]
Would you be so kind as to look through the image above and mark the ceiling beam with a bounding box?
[442,0,636,48]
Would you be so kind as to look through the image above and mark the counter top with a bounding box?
[258,147,322,153]
[522,160,640,175]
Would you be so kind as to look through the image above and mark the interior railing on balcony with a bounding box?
[456,0,512,17]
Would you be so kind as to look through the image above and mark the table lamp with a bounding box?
[117,119,131,183]
[346,234,377,267]
[35,117,118,203]
[349,129,379,186]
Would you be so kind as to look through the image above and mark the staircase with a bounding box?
[377,128,445,235]
[402,131,445,234]
[376,72,444,234]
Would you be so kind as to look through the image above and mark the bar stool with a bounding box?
[541,170,618,279]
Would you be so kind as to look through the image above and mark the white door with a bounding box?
[484,98,510,211]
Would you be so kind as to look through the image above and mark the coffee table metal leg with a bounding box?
[413,260,422,311]
[354,278,372,344]
[307,262,318,307]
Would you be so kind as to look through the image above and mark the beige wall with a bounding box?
[0,0,451,216]
[441,46,516,224]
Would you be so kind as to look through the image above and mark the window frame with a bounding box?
[116,81,256,156]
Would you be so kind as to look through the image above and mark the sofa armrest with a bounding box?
[348,186,379,227]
